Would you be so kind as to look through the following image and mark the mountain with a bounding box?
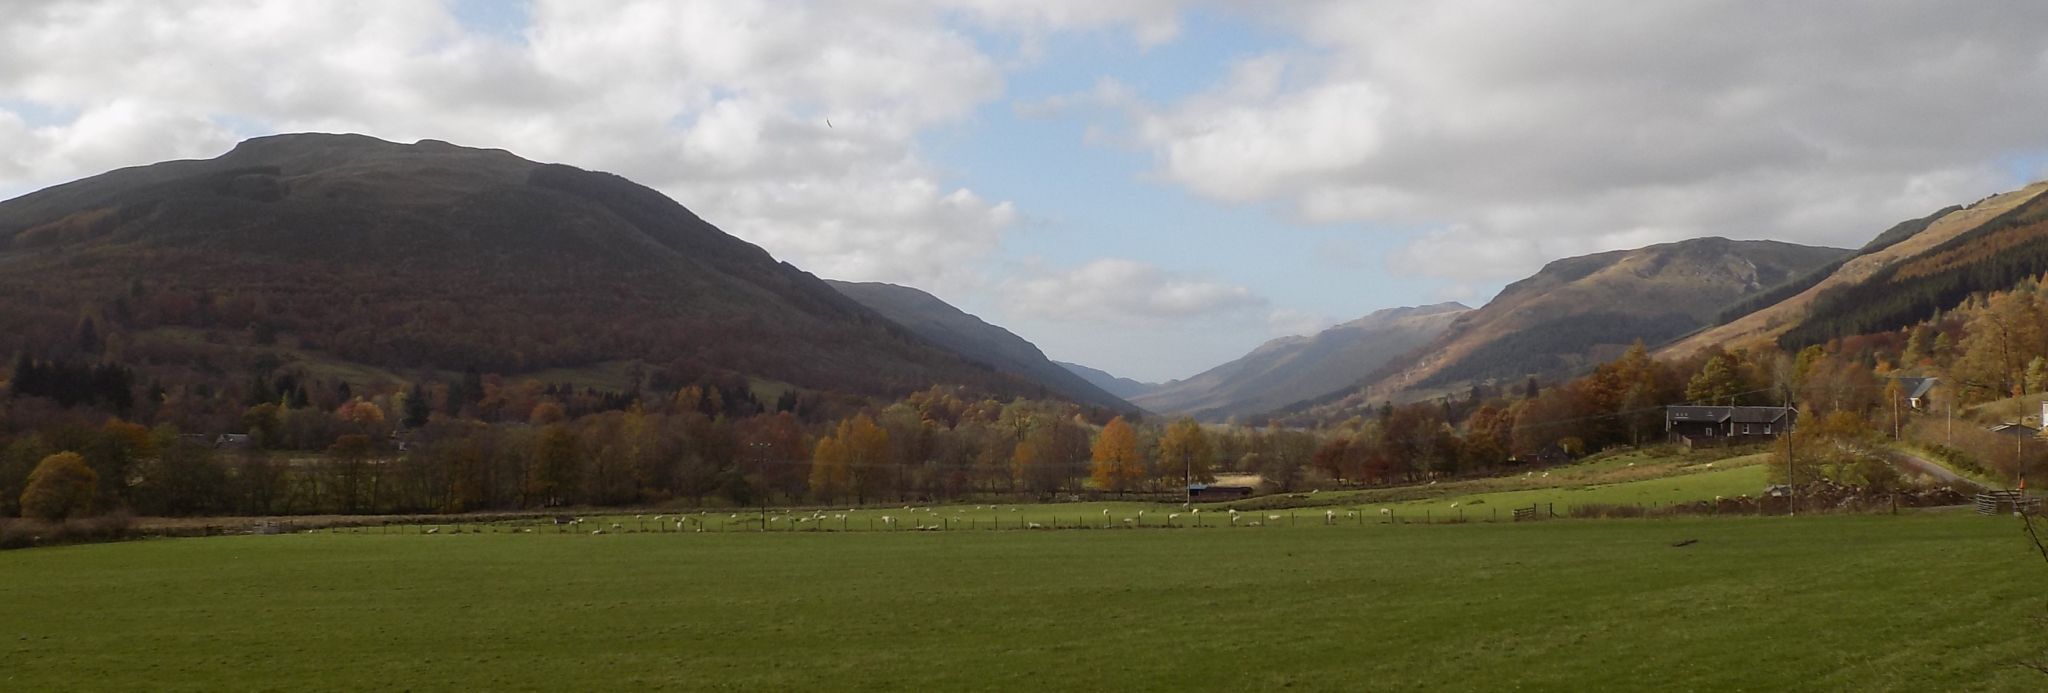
[824,280,1134,411]
[1666,180,2048,356]
[1130,303,1469,421]
[1055,361,1158,401]
[0,133,1054,405]
[1346,238,1850,403]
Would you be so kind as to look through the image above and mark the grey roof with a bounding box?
[1894,376,1938,400]
[1666,406,1793,424]
[1988,422,2039,437]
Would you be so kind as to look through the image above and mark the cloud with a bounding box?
[1126,1,2048,282]
[0,0,1181,293]
[1001,258,1267,323]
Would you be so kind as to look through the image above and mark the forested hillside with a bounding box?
[0,133,1058,434]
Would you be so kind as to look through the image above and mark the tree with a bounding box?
[1090,416,1143,494]
[328,434,375,513]
[21,452,98,520]
[528,424,578,507]
[402,383,432,428]
[1686,351,1743,405]
[1156,417,1216,492]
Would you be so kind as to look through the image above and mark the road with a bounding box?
[1888,450,1987,490]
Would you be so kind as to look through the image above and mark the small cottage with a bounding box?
[1665,406,1796,446]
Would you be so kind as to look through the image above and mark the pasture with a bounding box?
[4,512,2044,691]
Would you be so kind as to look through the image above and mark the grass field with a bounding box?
[4,513,2045,691]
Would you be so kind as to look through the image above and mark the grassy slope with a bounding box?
[3,514,2043,691]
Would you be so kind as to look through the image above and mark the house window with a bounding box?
[1705,428,1714,437]
[1742,424,1751,435]
[1764,425,1772,435]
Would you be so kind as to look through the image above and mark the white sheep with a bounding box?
[591,529,604,535]
[1169,513,1181,520]
[1379,508,1391,515]
[1268,514,1282,521]
[1027,522,1043,529]
[425,527,440,534]
[611,523,623,530]
[1449,502,1460,509]
[1541,471,1550,478]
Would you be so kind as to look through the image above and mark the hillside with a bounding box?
[1349,238,1849,403]
[1056,361,1158,401]
[0,133,1050,407]
[1665,180,2048,355]
[825,280,1134,412]
[1132,303,1468,421]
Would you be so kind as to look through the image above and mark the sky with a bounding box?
[4,1,2048,382]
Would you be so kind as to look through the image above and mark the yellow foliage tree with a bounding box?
[1157,417,1216,488]
[1090,416,1143,494]
[21,452,98,520]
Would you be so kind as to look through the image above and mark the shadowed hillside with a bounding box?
[1132,303,1468,421]
[0,133,1049,404]
[825,280,1136,412]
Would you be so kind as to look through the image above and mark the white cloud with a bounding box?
[1002,258,1267,323]
[1126,1,2048,282]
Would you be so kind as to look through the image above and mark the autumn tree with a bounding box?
[1090,416,1143,494]
[1156,417,1216,490]
[1686,350,1743,405]
[21,452,98,520]
[528,424,578,507]
[809,435,849,501]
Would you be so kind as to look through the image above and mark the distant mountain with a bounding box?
[825,280,1134,412]
[1347,238,1849,404]
[1666,180,2048,356]
[1131,303,1468,421]
[0,133,1053,405]
[1055,361,1159,401]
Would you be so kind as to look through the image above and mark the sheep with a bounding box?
[1705,462,1716,468]
[1541,471,1550,478]
[1168,513,1181,520]
[1379,508,1392,515]
[1449,502,1460,509]
[1268,514,1282,521]
[425,527,440,535]
[1123,518,1135,525]
[1027,522,1044,529]
[635,514,644,519]
[1247,521,1263,527]
[653,515,665,521]
[591,529,604,535]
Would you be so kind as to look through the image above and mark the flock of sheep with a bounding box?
[389,503,1427,536]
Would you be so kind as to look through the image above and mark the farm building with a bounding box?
[1665,406,1796,446]
[1188,483,1255,500]
[1892,376,1938,410]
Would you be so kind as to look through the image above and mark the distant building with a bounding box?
[1665,406,1796,446]
[1987,422,2039,438]
[1893,376,1938,410]
[1187,483,1255,500]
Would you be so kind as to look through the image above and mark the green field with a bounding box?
[553,449,1778,533]
[4,513,2045,691]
